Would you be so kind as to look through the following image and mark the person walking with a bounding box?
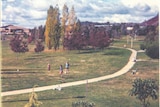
[59,65,63,77]
[65,62,69,74]
[47,63,50,71]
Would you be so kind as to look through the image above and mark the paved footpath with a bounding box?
[1,48,137,97]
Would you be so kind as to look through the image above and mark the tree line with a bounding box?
[10,4,111,53]
[44,4,111,50]
[9,4,158,60]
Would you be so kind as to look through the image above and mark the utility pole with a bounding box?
[127,27,134,48]
[127,35,129,44]
[131,36,133,48]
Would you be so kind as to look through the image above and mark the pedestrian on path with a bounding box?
[59,65,63,77]
[1,48,137,97]
[133,57,136,62]
[65,62,69,74]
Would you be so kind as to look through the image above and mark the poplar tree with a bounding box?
[63,5,82,50]
[68,6,77,31]
[44,6,53,49]
[74,19,81,32]
[44,5,61,50]
[61,4,69,44]
[51,5,61,50]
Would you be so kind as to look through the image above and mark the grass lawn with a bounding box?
[2,60,159,107]
[113,35,145,51]
[1,36,159,107]
[2,40,131,91]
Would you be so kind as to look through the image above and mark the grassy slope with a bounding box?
[2,60,159,107]
[2,40,130,91]
[1,36,159,107]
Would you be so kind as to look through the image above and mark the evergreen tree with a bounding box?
[34,39,44,53]
[28,27,36,43]
[38,25,45,40]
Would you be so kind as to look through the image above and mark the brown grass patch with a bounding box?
[43,48,65,53]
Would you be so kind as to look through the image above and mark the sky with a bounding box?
[1,0,159,28]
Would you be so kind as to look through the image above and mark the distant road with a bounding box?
[1,48,137,97]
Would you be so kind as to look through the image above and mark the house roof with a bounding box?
[0,25,30,34]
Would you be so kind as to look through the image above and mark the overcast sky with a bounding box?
[1,0,159,28]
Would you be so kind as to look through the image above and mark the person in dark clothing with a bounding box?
[59,65,63,77]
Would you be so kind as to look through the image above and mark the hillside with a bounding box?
[141,14,159,26]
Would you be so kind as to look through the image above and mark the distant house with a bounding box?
[0,25,31,40]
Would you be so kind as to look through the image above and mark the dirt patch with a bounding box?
[44,48,65,53]
[101,69,158,90]
[131,70,158,79]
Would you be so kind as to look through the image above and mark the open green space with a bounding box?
[2,60,159,107]
[113,36,145,50]
[2,40,131,91]
[137,52,150,60]
[1,36,159,107]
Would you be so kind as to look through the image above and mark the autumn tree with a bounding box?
[38,25,45,40]
[63,31,87,50]
[68,6,77,30]
[62,5,82,50]
[61,4,69,46]
[44,4,83,50]
[74,19,81,32]
[63,11,82,50]
[44,5,61,50]
[65,6,78,37]
[89,27,110,49]
[10,35,29,53]
[28,25,45,43]
[34,39,44,53]
[28,28,36,43]
[24,85,42,107]
[44,6,53,49]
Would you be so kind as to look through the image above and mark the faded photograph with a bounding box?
[0,0,159,107]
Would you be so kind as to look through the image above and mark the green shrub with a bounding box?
[72,101,95,107]
[129,78,159,107]
[145,42,159,59]
[140,43,146,50]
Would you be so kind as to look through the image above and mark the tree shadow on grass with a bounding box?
[1,70,45,74]
[24,55,53,60]
[76,48,101,54]
[78,51,100,54]
[103,48,125,56]
[2,96,86,103]
[103,52,123,56]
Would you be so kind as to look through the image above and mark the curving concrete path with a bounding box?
[1,48,137,97]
